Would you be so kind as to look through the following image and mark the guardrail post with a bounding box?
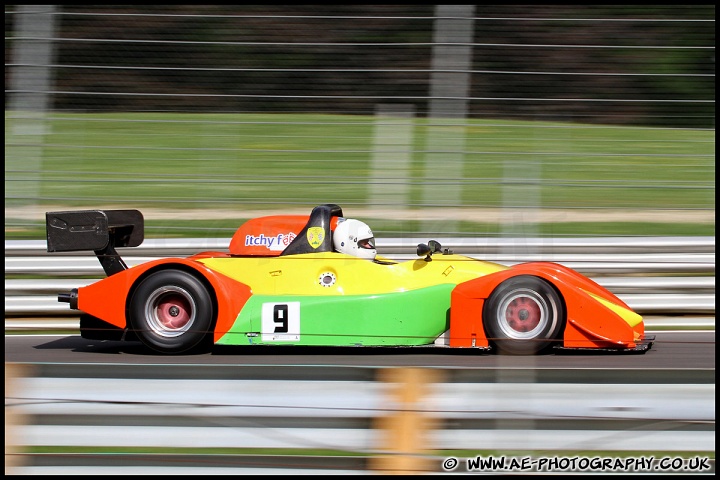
[370,367,441,474]
[5,363,29,474]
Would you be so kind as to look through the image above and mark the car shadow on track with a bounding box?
[31,335,642,358]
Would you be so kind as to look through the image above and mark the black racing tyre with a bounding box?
[129,269,215,354]
[483,276,566,355]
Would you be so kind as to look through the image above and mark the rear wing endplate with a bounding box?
[46,210,144,276]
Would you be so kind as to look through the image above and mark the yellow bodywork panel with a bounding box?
[198,252,508,296]
[587,291,643,327]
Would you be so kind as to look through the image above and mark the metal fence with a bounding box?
[5,364,715,474]
[4,6,715,239]
[5,236,715,318]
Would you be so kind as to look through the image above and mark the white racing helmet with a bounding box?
[333,218,377,260]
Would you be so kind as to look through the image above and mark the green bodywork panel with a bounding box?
[217,284,454,346]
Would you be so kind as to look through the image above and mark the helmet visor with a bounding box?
[358,237,375,250]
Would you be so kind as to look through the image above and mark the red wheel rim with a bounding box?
[505,295,542,333]
[156,294,192,329]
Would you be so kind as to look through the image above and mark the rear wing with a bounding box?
[46,210,144,276]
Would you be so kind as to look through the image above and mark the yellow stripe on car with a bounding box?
[199,252,506,296]
[587,291,643,327]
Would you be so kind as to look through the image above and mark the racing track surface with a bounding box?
[4,331,715,371]
[5,330,715,474]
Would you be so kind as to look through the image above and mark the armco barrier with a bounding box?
[4,237,716,317]
[4,364,716,475]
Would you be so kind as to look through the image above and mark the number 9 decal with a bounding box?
[261,302,300,341]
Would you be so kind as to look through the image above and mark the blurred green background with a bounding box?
[5,6,715,240]
[5,112,714,239]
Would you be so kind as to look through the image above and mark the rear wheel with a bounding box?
[483,276,565,355]
[129,269,214,354]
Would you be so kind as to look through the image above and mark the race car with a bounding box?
[45,204,654,355]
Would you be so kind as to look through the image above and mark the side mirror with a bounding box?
[417,243,433,262]
[428,240,442,253]
[417,240,451,261]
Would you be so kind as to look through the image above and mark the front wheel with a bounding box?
[129,269,215,354]
[483,276,566,355]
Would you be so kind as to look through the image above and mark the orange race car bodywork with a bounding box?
[46,204,653,355]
